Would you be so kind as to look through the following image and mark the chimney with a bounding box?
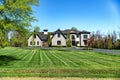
[43,29,48,35]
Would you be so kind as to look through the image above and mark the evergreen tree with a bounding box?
[66,33,71,47]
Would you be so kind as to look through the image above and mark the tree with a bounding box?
[89,30,119,49]
[10,29,30,47]
[34,26,40,33]
[114,39,120,49]
[111,31,117,48]
[47,33,51,47]
[112,31,117,43]
[90,31,95,48]
[66,33,71,47]
[95,31,102,48]
[31,26,40,46]
[0,0,39,47]
[71,27,77,30]
[104,36,108,49]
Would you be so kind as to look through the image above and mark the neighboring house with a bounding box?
[28,29,90,47]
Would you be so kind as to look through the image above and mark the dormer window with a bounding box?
[58,33,60,37]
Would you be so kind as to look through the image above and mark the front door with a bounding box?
[72,41,76,46]
[83,40,87,45]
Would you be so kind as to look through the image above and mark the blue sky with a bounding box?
[32,0,120,33]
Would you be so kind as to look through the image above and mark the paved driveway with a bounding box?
[91,48,120,55]
[39,47,120,55]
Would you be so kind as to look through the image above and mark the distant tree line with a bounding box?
[89,30,120,49]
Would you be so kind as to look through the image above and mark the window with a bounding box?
[30,41,32,45]
[57,41,61,45]
[83,35,88,39]
[58,33,60,37]
[77,35,79,38]
[72,41,76,46]
[30,41,35,45]
[37,41,39,45]
[72,35,75,39]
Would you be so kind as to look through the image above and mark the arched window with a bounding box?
[30,41,32,45]
[37,41,39,45]
[30,41,35,45]
[72,35,75,39]
[57,41,61,45]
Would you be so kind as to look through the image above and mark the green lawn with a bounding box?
[0,47,120,77]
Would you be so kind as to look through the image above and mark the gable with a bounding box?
[52,34,66,40]
[51,29,66,39]
[28,35,41,42]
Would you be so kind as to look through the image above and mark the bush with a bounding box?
[0,41,8,48]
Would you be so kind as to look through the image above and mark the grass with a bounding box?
[0,47,119,77]
[0,77,119,80]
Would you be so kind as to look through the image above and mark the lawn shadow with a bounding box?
[0,55,19,66]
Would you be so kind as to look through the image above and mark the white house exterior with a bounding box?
[28,29,90,47]
[51,34,66,46]
[80,33,90,46]
[28,35,42,47]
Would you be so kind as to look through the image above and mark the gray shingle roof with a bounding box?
[34,29,90,41]
[62,29,81,34]
[80,30,90,34]
[51,29,66,39]
[37,32,48,41]
[51,29,90,35]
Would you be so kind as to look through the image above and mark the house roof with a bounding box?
[62,29,81,34]
[80,30,90,34]
[51,29,66,39]
[61,29,90,34]
[30,29,90,41]
[37,32,48,41]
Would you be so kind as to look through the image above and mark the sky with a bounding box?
[32,0,120,34]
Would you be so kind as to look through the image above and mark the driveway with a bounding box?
[40,47,120,55]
